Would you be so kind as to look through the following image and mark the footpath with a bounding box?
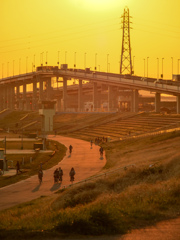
[0,135,180,239]
[0,135,106,211]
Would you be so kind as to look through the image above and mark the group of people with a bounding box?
[38,167,76,184]
[53,167,75,184]
[94,137,107,145]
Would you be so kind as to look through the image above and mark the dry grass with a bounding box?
[0,111,180,238]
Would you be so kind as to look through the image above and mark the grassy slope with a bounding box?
[0,111,180,238]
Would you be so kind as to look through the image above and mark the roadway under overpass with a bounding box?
[0,66,180,113]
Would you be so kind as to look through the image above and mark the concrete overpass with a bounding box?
[0,66,180,113]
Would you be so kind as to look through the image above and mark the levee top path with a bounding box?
[0,135,106,211]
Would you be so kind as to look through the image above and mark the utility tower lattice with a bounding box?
[120,7,133,75]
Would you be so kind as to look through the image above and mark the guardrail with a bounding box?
[61,164,136,190]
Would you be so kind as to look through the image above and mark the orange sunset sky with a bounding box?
[0,0,180,80]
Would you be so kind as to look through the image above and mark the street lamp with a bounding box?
[26,57,28,73]
[95,53,97,70]
[57,51,60,68]
[65,51,67,64]
[19,58,21,75]
[46,51,48,65]
[171,57,173,77]
[161,58,164,78]
[2,63,4,78]
[177,59,180,74]
[74,52,76,68]
[157,58,159,80]
[143,58,145,77]
[13,60,15,76]
[84,52,86,69]
[147,57,149,78]
[7,62,9,77]
[33,54,36,71]
[107,54,109,78]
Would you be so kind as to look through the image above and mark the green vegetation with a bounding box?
[0,140,66,188]
[0,111,180,239]
[0,154,180,238]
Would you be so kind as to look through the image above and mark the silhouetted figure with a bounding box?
[59,167,63,183]
[69,167,75,183]
[16,161,22,174]
[38,169,43,184]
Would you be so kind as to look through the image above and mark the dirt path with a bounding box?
[0,135,106,211]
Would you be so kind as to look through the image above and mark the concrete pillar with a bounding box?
[155,92,161,113]
[93,82,98,111]
[177,95,180,114]
[108,85,113,112]
[22,82,26,110]
[132,89,139,112]
[0,86,5,110]
[46,77,51,100]
[78,80,83,112]
[63,77,67,111]
[16,85,20,110]
[39,78,44,102]
[3,86,7,109]
[32,81,37,110]
[8,86,15,110]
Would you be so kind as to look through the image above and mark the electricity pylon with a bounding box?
[120,7,133,75]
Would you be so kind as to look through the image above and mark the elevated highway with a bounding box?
[0,66,180,113]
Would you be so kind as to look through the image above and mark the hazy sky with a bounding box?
[1,0,180,79]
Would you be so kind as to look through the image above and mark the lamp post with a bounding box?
[143,58,145,77]
[107,54,109,78]
[46,51,48,65]
[13,60,15,76]
[178,59,180,74]
[57,51,60,68]
[74,52,76,68]
[19,58,21,75]
[161,58,164,78]
[26,57,28,73]
[84,52,86,69]
[95,53,97,70]
[133,56,135,74]
[2,63,4,78]
[147,57,149,78]
[171,57,173,77]
[33,54,36,71]
[157,58,159,80]
[7,62,9,77]
[65,51,67,64]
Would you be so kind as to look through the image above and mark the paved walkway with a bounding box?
[0,135,106,211]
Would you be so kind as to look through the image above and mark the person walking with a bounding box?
[54,168,59,183]
[69,167,75,183]
[69,145,73,155]
[59,167,63,183]
[16,161,22,174]
[38,169,43,184]
[99,146,104,158]
[90,139,93,149]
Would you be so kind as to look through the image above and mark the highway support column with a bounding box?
[63,77,67,111]
[108,85,113,112]
[78,79,83,112]
[46,77,52,100]
[155,92,160,113]
[177,95,180,114]
[93,82,98,111]
[32,81,37,110]
[39,78,44,102]
[132,89,139,112]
